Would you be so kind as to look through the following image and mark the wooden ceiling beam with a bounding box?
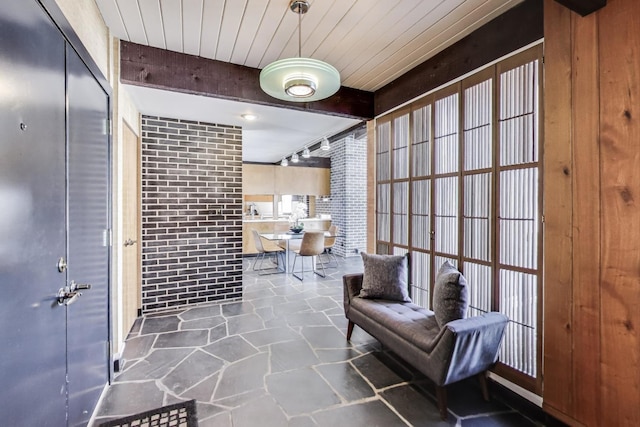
[120,42,374,120]
[554,0,606,16]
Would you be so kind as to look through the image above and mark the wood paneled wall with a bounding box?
[543,0,640,425]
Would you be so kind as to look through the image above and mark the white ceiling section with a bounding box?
[124,84,361,163]
[96,0,523,161]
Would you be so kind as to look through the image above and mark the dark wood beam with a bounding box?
[374,0,543,116]
[554,0,606,16]
[120,41,374,120]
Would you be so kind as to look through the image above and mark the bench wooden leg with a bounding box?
[346,320,355,340]
[478,372,490,401]
[436,386,448,420]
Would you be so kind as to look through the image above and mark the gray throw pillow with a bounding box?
[359,252,411,302]
[432,261,469,328]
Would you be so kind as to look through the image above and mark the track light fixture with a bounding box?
[291,152,299,163]
[320,136,330,151]
[302,146,311,158]
[281,157,289,167]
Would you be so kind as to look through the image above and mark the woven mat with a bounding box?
[98,399,198,427]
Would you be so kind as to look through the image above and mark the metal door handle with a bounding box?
[124,238,137,247]
[57,281,92,305]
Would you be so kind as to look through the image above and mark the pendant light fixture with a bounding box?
[260,0,340,102]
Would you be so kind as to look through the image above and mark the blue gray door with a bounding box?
[0,0,68,425]
[66,45,111,426]
[0,1,111,425]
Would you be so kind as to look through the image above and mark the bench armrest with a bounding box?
[439,312,508,385]
[343,273,363,317]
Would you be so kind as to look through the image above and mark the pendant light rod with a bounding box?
[297,3,302,58]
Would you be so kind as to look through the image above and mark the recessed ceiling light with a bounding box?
[241,113,258,121]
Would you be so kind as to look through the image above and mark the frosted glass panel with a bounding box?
[411,251,431,308]
[464,79,492,171]
[392,182,409,246]
[499,60,539,166]
[412,105,431,177]
[377,121,391,181]
[376,183,390,242]
[463,173,491,261]
[499,269,537,377]
[464,262,492,315]
[434,94,459,174]
[411,179,430,250]
[499,168,538,269]
[393,114,409,179]
[434,177,458,255]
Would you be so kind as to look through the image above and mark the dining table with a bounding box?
[259,230,337,273]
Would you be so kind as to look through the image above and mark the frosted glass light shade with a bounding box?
[260,57,340,102]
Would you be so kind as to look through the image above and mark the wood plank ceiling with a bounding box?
[96,0,524,92]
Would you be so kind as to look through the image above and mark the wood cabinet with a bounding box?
[274,166,330,195]
[243,164,275,194]
[243,163,330,196]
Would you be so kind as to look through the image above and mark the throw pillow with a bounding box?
[359,252,411,302]
[432,261,469,328]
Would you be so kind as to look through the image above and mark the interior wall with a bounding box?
[53,0,109,77]
[543,0,640,426]
[140,115,243,313]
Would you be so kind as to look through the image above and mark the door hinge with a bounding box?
[103,229,112,247]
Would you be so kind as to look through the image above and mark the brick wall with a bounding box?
[140,116,243,313]
[313,132,367,257]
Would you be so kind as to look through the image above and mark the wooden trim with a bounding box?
[367,120,376,254]
[554,0,606,16]
[120,41,374,120]
[542,0,575,416]
[374,0,543,116]
[571,9,601,426]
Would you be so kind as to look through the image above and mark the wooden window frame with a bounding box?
[374,45,544,394]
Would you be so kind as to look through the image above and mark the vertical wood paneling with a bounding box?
[542,0,574,418]
[545,0,640,425]
[598,0,640,423]
[571,10,601,426]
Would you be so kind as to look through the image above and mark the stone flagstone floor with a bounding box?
[92,255,551,427]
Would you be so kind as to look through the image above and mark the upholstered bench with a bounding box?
[343,254,508,419]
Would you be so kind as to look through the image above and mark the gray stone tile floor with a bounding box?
[92,255,546,427]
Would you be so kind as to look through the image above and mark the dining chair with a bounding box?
[291,231,326,281]
[320,225,339,268]
[251,229,284,275]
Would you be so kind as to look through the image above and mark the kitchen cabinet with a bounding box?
[274,166,330,195]
[243,164,275,194]
[244,164,330,196]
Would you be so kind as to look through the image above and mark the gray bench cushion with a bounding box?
[351,297,445,353]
